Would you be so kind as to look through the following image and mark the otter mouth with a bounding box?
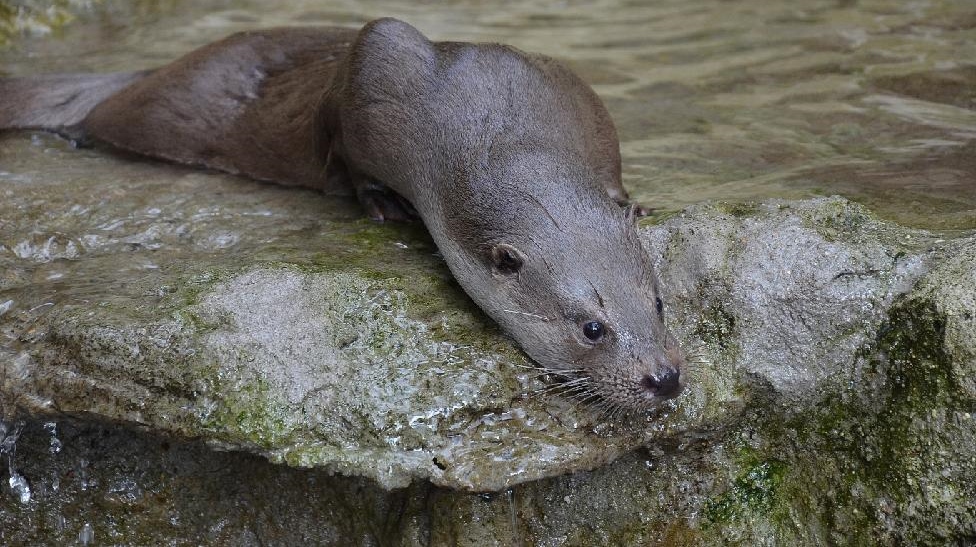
[536,346,689,415]
[610,344,687,411]
[540,369,684,417]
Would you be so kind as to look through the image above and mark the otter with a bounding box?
[0,18,684,411]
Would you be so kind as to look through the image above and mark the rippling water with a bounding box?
[3,0,975,227]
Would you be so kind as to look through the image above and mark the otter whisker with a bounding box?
[534,377,594,397]
[573,401,590,413]
[594,394,616,412]
[526,371,587,385]
[595,401,616,420]
[549,385,596,399]
[543,382,591,395]
[608,402,629,421]
[573,391,603,410]
[511,362,585,375]
[563,389,595,404]
[501,309,551,322]
[587,397,608,412]
[592,400,616,420]
[533,368,587,376]
[557,376,592,386]
[594,402,614,421]
[561,382,595,394]
[532,381,592,397]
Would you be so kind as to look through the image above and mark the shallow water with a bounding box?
[2,0,974,230]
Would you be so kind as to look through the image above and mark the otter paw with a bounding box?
[358,189,418,222]
[620,201,654,219]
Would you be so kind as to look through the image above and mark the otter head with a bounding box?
[433,153,686,413]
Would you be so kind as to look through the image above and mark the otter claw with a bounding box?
[358,189,417,222]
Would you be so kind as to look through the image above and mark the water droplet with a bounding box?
[78,523,95,545]
[44,422,62,454]
[8,471,31,504]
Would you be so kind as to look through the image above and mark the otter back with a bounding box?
[1,27,358,194]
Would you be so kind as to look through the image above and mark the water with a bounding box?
[1,420,31,504]
[77,522,94,545]
[2,0,974,230]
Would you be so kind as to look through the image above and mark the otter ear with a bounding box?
[489,243,524,275]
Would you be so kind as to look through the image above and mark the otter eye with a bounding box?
[490,244,523,275]
[582,320,605,342]
[655,297,664,317]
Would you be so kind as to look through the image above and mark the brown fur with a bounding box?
[0,71,145,129]
[0,19,684,411]
[84,27,358,192]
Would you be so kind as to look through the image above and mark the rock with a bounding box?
[648,197,935,399]
[5,261,663,491]
[0,191,953,484]
[3,189,975,543]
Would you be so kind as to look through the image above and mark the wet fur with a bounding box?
[0,71,145,129]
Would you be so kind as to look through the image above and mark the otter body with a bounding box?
[0,19,685,411]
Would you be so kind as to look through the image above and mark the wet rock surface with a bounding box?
[2,204,974,544]
[4,187,976,543]
[647,198,936,400]
[1,189,941,491]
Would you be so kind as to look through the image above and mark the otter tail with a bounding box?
[0,71,146,130]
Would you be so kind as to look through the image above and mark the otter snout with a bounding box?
[640,368,682,399]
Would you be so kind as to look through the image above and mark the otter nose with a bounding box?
[641,369,682,399]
